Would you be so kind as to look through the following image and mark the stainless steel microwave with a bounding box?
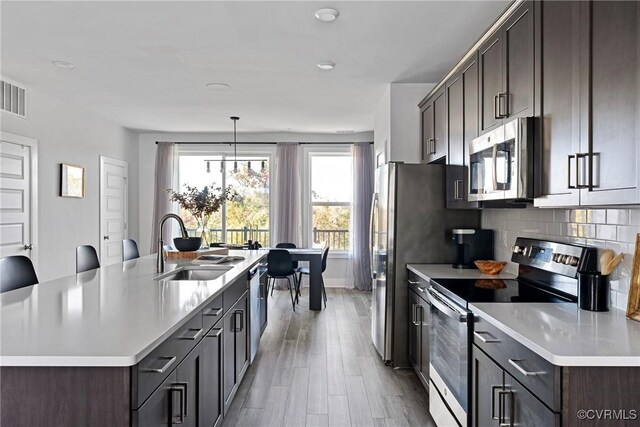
[467,117,533,201]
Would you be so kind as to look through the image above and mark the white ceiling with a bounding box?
[1,1,508,133]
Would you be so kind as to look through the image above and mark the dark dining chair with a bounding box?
[297,246,329,307]
[266,249,298,311]
[122,239,140,261]
[0,255,39,293]
[76,245,100,273]
[275,242,299,295]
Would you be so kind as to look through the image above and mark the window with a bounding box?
[307,151,352,252]
[178,150,271,246]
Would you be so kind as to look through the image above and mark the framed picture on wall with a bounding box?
[60,163,85,198]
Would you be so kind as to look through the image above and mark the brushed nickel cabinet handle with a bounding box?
[144,356,177,373]
[203,307,223,317]
[180,328,204,341]
[474,330,501,343]
[508,358,545,376]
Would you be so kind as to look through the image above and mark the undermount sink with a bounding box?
[155,265,232,282]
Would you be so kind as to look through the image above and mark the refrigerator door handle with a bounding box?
[369,192,378,280]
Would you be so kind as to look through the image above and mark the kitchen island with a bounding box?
[0,250,267,426]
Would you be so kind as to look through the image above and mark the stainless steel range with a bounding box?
[426,237,597,427]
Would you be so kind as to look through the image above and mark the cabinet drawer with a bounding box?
[472,314,560,411]
[223,276,248,311]
[203,294,224,331]
[133,313,204,409]
[407,270,429,301]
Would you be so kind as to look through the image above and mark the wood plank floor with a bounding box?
[222,288,436,427]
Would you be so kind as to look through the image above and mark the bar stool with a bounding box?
[76,245,100,273]
[122,239,140,261]
[0,255,39,293]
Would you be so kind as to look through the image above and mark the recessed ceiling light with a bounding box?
[317,61,336,70]
[205,83,231,91]
[52,60,75,69]
[315,8,339,22]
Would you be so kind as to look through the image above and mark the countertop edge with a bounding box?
[1,253,266,368]
[470,303,640,367]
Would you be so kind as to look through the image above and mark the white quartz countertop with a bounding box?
[0,250,266,367]
[471,303,640,367]
[407,263,517,281]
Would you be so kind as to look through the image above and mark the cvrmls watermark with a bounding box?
[577,409,637,421]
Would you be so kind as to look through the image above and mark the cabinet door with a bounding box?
[504,371,560,427]
[418,296,430,385]
[463,55,479,151]
[234,294,249,382]
[534,0,581,207]
[223,310,236,410]
[503,1,535,120]
[580,1,640,205]
[433,89,447,162]
[134,372,177,427]
[202,328,223,427]
[479,31,504,134]
[421,103,434,162]
[408,290,421,372]
[446,73,464,166]
[175,341,203,427]
[472,346,503,427]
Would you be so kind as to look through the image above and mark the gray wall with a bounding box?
[483,207,640,310]
[1,87,138,281]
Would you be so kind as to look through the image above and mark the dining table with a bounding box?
[265,247,325,310]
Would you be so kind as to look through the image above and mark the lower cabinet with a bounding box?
[201,328,223,427]
[472,345,559,427]
[408,288,430,387]
[223,291,249,414]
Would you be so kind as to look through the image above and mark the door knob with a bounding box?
[103,235,110,240]
[23,244,33,250]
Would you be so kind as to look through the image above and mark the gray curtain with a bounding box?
[150,141,175,253]
[273,142,301,289]
[350,142,374,291]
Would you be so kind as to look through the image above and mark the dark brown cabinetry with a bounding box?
[421,89,447,163]
[446,56,481,209]
[472,346,559,427]
[535,0,640,206]
[223,291,249,414]
[407,272,431,388]
[579,1,640,205]
[479,1,536,135]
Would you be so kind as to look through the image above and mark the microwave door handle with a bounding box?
[492,144,499,191]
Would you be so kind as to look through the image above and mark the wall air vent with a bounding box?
[0,79,27,118]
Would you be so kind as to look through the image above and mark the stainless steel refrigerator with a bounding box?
[370,162,480,367]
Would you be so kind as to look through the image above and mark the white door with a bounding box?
[0,132,38,265]
[99,156,128,266]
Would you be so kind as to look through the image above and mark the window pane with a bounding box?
[178,155,223,242]
[312,205,350,251]
[311,155,352,202]
[225,157,270,246]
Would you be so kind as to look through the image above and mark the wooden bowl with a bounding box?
[474,260,507,275]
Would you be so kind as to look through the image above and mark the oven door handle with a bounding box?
[427,287,467,322]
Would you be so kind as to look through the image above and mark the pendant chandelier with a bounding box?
[203,115,267,173]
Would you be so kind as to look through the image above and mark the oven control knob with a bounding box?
[565,256,579,266]
[512,245,525,255]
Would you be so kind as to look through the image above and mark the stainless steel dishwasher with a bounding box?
[248,264,267,363]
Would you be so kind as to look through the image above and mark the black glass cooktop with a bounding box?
[430,278,576,308]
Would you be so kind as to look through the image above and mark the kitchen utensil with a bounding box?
[599,249,614,273]
[604,253,623,275]
[474,260,507,275]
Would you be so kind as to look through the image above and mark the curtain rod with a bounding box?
[155,141,373,145]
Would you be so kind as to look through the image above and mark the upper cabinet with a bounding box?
[579,1,640,205]
[420,88,447,163]
[535,0,640,207]
[479,1,535,135]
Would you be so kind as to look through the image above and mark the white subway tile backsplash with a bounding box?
[607,209,629,225]
[482,207,640,310]
[596,224,617,240]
